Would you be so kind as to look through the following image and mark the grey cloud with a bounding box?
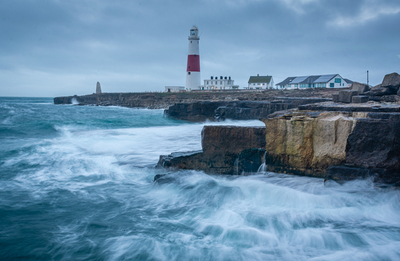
[0,0,399,96]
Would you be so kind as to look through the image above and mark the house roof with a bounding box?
[276,74,340,86]
[276,77,296,86]
[344,78,353,84]
[248,76,272,84]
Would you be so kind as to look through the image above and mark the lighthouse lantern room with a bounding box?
[186,26,200,91]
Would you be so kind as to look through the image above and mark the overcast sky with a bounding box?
[1,0,399,97]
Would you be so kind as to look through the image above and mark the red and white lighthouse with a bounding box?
[186,26,200,91]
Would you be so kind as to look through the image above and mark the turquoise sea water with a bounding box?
[1,97,400,260]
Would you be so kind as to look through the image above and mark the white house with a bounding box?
[245,75,274,89]
[276,74,351,90]
[200,76,239,90]
[165,86,186,92]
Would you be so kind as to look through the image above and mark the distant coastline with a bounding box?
[53,88,343,109]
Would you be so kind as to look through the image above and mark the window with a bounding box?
[335,78,341,83]
[330,83,334,88]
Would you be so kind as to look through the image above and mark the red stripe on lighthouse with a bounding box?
[187,55,200,72]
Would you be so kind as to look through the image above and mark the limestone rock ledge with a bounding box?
[157,103,400,183]
[157,126,266,174]
[262,109,400,183]
[165,98,330,122]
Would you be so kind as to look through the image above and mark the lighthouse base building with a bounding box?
[200,76,239,90]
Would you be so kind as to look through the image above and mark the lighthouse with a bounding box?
[186,26,200,91]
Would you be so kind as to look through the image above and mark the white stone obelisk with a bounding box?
[96,82,102,94]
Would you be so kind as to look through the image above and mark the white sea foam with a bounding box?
[71,98,79,105]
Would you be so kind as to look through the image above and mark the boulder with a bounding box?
[332,93,339,102]
[370,85,398,96]
[338,90,358,103]
[351,82,370,94]
[201,126,266,154]
[352,96,369,103]
[381,72,400,88]
[370,72,400,96]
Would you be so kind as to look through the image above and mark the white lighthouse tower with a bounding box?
[186,26,200,91]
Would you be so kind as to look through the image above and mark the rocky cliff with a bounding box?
[158,102,400,183]
[261,103,400,183]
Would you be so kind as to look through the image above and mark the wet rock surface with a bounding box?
[350,82,370,94]
[338,90,358,103]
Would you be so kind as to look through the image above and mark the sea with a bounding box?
[1,97,400,261]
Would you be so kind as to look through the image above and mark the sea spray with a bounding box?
[71,97,79,105]
[257,150,268,173]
